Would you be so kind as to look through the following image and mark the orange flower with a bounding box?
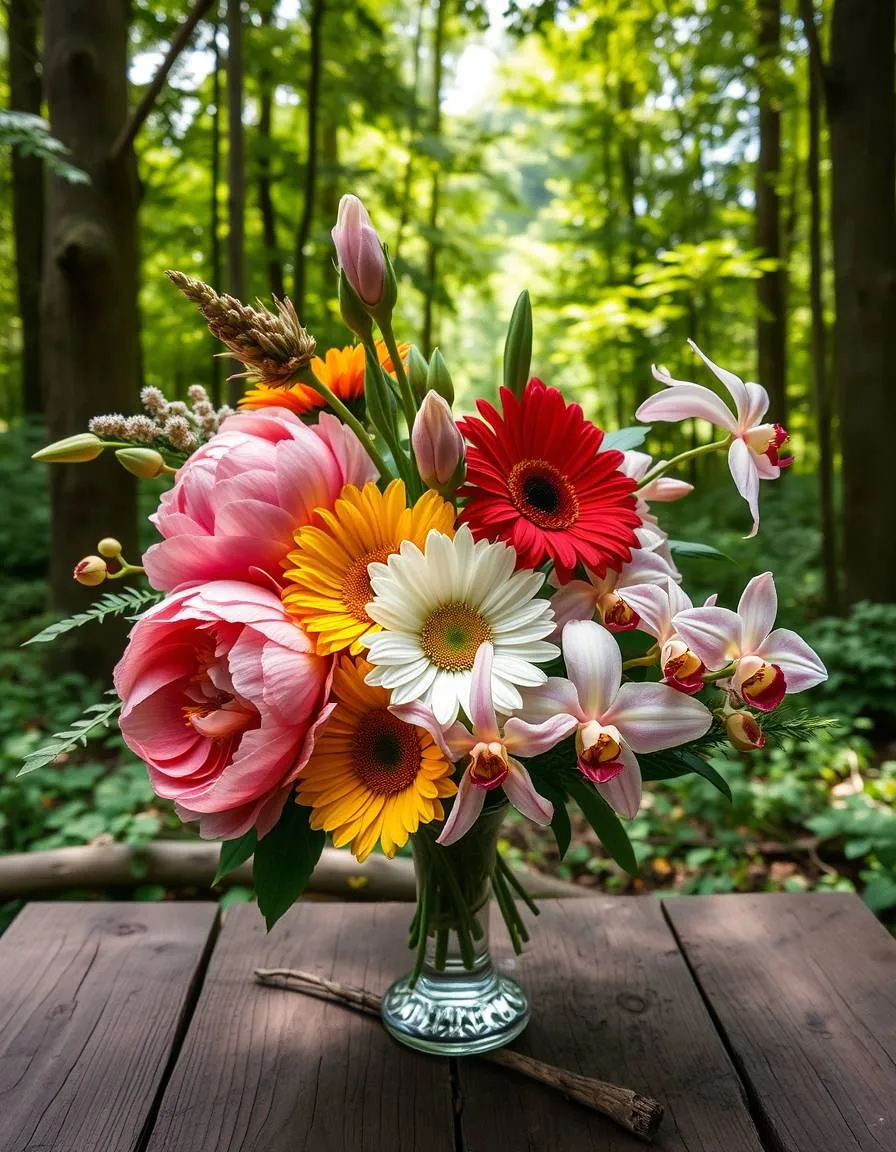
[239,340,409,417]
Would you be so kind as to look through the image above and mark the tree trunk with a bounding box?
[755,0,787,423]
[226,0,245,405]
[257,0,284,300]
[806,17,838,611]
[420,0,445,358]
[41,0,139,676]
[828,0,896,604]
[8,0,45,418]
[394,0,426,264]
[318,113,339,316]
[209,16,223,403]
[292,0,325,315]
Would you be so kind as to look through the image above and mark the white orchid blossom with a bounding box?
[635,341,793,537]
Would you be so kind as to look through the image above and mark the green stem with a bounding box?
[704,663,737,683]
[621,653,658,671]
[491,865,526,955]
[298,368,392,478]
[379,321,418,433]
[410,872,431,986]
[637,436,731,489]
[496,853,540,917]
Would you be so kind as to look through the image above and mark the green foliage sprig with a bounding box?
[19,693,122,776]
[22,587,163,647]
[0,111,89,183]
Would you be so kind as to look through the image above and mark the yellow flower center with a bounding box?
[351,708,422,796]
[507,458,579,530]
[418,602,493,671]
[341,544,396,623]
[576,724,622,765]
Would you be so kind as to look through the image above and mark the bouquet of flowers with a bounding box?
[30,193,827,1055]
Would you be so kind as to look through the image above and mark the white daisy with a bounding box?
[363,525,559,726]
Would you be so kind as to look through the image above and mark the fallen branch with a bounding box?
[254,966,664,1142]
[0,841,586,901]
[111,0,215,161]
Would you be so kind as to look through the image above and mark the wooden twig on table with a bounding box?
[254,967,664,1143]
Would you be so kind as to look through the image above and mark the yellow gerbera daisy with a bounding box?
[297,656,457,861]
[282,479,455,656]
[238,340,410,416]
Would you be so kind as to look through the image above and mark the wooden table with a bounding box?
[0,893,893,1151]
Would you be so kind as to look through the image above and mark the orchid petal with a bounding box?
[561,620,621,719]
[389,702,475,762]
[503,713,579,756]
[594,744,642,820]
[550,580,599,635]
[686,339,753,424]
[742,381,771,429]
[437,772,485,846]
[728,438,760,538]
[673,605,744,669]
[604,682,712,753]
[640,476,694,503]
[737,572,777,653]
[756,628,828,693]
[517,676,584,723]
[503,759,553,826]
[469,642,499,740]
[636,374,738,433]
[614,582,673,643]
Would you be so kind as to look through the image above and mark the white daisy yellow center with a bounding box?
[418,601,493,672]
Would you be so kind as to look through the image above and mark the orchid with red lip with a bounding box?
[618,578,713,695]
[550,546,679,635]
[518,620,712,818]
[673,572,827,711]
[635,341,793,537]
[391,642,575,846]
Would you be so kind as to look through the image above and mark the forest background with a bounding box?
[1,0,895,928]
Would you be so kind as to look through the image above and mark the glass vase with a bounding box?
[380,801,530,1055]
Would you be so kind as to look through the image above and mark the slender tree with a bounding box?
[227,0,246,404]
[257,0,284,299]
[394,0,427,263]
[802,0,838,610]
[7,0,44,417]
[816,0,896,604]
[293,0,325,314]
[42,0,140,674]
[755,0,787,422]
[421,0,446,357]
[210,15,224,403]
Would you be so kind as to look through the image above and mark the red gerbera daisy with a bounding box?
[457,379,642,583]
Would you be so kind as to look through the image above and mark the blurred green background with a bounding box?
[1,0,894,929]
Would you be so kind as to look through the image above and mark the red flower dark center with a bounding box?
[507,458,579,530]
[352,708,422,795]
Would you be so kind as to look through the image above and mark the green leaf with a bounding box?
[668,539,735,564]
[503,290,533,398]
[680,753,733,801]
[602,425,650,452]
[566,776,638,874]
[638,749,732,801]
[214,829,257,886]
[19,693,122,775]
[550,800,572,860]
[23,587,163,646]
[253,798,325,930]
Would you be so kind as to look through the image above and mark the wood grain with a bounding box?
[0,900,217,1152]
[664,892,896,1152]
[145,901,457,1152]
[455,897,766,1152]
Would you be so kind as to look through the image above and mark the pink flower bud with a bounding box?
[74,555,108,586]
[726,710,766,752]
[331,194,386,306]
[412,391,466,493]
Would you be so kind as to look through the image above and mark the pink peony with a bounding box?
[143,407,377,592]
[114,581,332,841]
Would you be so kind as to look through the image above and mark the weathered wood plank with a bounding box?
[0,900,217,1152]
[145,902,456,1152]
[456,897,766,1151]
[664,892,896,1152]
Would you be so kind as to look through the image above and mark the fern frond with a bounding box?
[19,693,122,775]
[23,587,162,646]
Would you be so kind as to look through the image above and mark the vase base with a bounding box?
[380,968,530,1056]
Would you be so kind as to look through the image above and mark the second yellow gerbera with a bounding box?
[282,479,455,656]
[297,656,457,861]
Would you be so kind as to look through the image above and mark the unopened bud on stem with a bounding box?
[726,710,766,752]
[412,391,466,495]
[97,537,123,558]
[33,433,105,464]
[115,448,169,479]
[74,555,108,587]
